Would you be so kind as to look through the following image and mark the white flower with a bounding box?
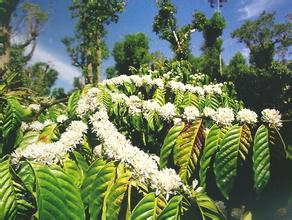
[151,78,164,88]
[261,108,282,128]
[203,84,222,95]
[173,118,182,124]
[211,107,234,126]
[143,100,160,118]
[203,107,216,118]
[129,75,143,87]
[236,109,257,124]
[158,103,177,121]
[57,115,68,123]
[13,121,87,164]
[168,81,186,92]
[30,121,45,131]
[142,75,153,85]
[183,106,200,121]
[90,108,182,196]
[93,145,103,157]
[21,122,29,131]
[151,168,182,197]
[29,104,40,112]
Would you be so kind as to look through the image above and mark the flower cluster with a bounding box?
[90,108,182,196]
[29,104,41,112]
[183,106,200,121]
[57,114,68,123]
[103,74,223,97]
[13,121,88,164]
[21,120,54,132]
[236,108,258,125]
[211,107,235,126]
[261,108,282,128]
[76,87,101,116]
[157,103,177,121]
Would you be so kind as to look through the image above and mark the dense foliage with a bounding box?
[0,64,291,219]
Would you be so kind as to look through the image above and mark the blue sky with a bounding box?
[23,0,291,91]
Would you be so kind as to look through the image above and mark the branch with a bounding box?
[24,38,37,62]
[172,30,181,49]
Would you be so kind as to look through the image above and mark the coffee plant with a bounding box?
[0,67,290,219]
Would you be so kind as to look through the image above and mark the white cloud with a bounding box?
[28,45,81,84]
[238,0,283,20]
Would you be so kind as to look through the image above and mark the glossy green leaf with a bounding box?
[89,162,116,220]
[67,90,80,117]
[196,193,225,220]
[38,123,60,143]
[81,158,106,204]
[0,157,17,220]
[130,193,157,220]
[0,157,36,219]
[160,122,185,168]
[18,131,39,150]
[252,125,270,192]
[199,125,227,189]
[153,88,165,106]
[157,195,182,220]
[31,163,84,220]
[214,125,251,199]
[106,172,131,220]
[182,91,199,108]
[50,166,84,220]
[63,157,83,188]
[173,119,204,182]
[17,161,35,192]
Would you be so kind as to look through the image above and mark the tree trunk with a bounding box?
[96,36,102,83]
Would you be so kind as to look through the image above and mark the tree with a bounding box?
[153,0,205,61]
[108,32,152,77]
[225,52,249,77]
[231,11,291,68]
[0,0,48,94]
[195,12,226,80]
[63,0,125,84]
[23,62,58,96]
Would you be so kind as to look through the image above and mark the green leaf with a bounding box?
[81,158,106,204]
[0,157,17,220]
[2,97,23,153]
[196,193,225,220]
[106,172,131,220]
[147,110,163,131]
[156,195,167,216]
[50,166,84,220]
[173,119,204,182]
[89,162,116,220]
[174,91,184,107]
[18,131,39,150]
[63,157,83,188]
[199,125,227,189]
[97,87,112,110]
[182,91,199,108]
[160,122,185,168]
[38,123,60,143]
[214,125,248,199]
[17,161,35,192]
[68,90,80,117]
[130,193,157,220]
[31,162,84,220]
[153,88,165,106]
[157,195,182,220]
[252,125,270,192]
[0,157,35,220]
